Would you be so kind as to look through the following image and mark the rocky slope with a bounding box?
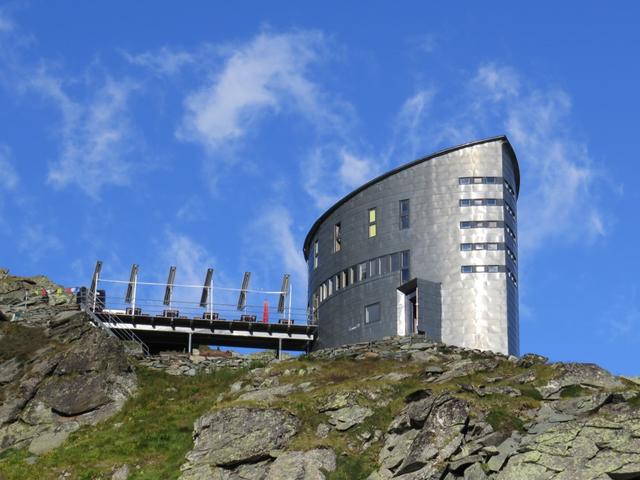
[1,269,639,479]
[0,270,137,456]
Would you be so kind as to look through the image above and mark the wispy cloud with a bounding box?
[303,146,381,210]
[242,204,308,314]
[0,9,13,34]
[0,144,18,190]
[390,63,608,253]
[123,46,197,76]
[18,224,62,262]
[27,71,141,198]
[177,30,343,152]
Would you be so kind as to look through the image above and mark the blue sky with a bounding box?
[0,2,638,374]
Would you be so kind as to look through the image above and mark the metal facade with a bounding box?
[304,137,520,355]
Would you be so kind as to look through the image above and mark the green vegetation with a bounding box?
[0,367,243,480]
[486,407,525,434]
[559,385,590,398]
[327,455,375,480]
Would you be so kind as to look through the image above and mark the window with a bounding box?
[460,220,504,229]
[313,240,319,269]
[341,270,348,288]
[368,208,377,237]
[505,202,516,219]
[504,179,516,196]
[365,303,381,324]
[369,258,379,277]
[391,253,401,271]
[461,265,474,273]
[459,176,503,185]
[459,199,472,207]
[358,262,368,281]
[400,199,410,229]
[460,243,473,251]
[380,256,390,275]
[487,265,500,273]
[461,265,506,274]
[335,274,341,291]
[506,224,517,241]
[401,250,410,283]
[333,223,342,252]
[348,267,355,285]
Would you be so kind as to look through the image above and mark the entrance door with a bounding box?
[406,291,417,335]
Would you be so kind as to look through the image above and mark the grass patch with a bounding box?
[559,385,590,398]
[628,394,640,408]
[327,455,375,480]
[518,385,543,400]
[486,407,525,434]
[0,366,244,480]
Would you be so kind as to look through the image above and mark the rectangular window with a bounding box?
[380,255,390,275]
[365,303,381,324]
[399,199,410,229]
[391,253,401,271]
[342,270,348,288]
[348,267,355,284]
[358,262,368,281]
[335,274,341,291]
[488,243,499,250]
[369,259,379,277]
[487,265,499,273]
[334,223,342,252]
[459,177,471,185]
[460,243,473,251]
[460,221,472,229]
[313,240,319,269]
[327,279,333,296]
[401,250,410,282]
[368,208,377,237]
[461,265,474,273]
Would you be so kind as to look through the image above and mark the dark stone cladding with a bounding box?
[303,135,520,260]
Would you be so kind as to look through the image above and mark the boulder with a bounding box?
[265,448,336,479]
[183,408,299,469]
[326,405,373,431]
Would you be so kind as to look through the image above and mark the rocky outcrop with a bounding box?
[179,407,336,479]
[0,271,137,455]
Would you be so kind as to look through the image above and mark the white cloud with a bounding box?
[123,46,196,76]
[250,205,307,286]
[160,232,216,287]
[474,64,520,101]
[393,63,607,253]
[27,69,140,198]
[0,145,18,190]
[177,30,340,152]
[303,146,381,210]
[388,89,434,161]
[18,224,62,261]
[0,12,13,34]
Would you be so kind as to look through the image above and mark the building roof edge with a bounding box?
[302,135,520,260]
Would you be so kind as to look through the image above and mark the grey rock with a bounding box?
[463,463,488,480]
[316,423,330,438]
[486,437,519,472]
[28,430,70,455]
[183,408,299,469]
[326,405,373,431]
[111,464,130,480]
[265,448,336,479]
[237,383,296,402]
[396,395,469,476]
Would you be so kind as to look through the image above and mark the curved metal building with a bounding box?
[303,136,520,355]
